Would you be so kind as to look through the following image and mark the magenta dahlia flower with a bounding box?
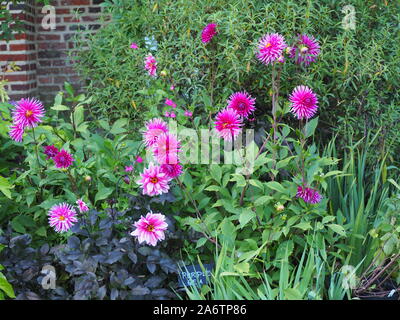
[136,156,143,163]
[43,145,59,160]
[138,163,171,196]
[214,108,243,141]
[165,99,177,108]
[289,34,320,66]
[53,149,75,169]
[76,199,89,213]
[144,53,157,77]
[143,118,169,147]
[256,33,287,65]
[289,85,319,120]
[12,98,45,128]
[184,110,193,117]
[130,212,168,246]
[296,186,322,204]
[201,23,217,43]
[152,133,181,165]
[125,165,134,172]
[9,124,24,142]
[227,91,256,118]
[48,203,77,233]
[160,163,183,179]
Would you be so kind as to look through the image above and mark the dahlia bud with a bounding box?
[123,175,131,185]
[275,202,285,212]
[84,175,91,182]
[285,47,292,55]
[160,70,167,77]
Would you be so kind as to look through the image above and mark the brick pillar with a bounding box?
[1,0,105,104]
[1,0,37,100]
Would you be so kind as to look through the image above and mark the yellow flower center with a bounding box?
[265,43,271,48]
[150,177,158,184]
[25,110,33,117]
[147,225,155,232]
[59,215,65,221]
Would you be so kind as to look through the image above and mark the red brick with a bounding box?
[10,44,30,51]
[37,34,61,41]
[4,74,29,82]
[0,54,29,61]
[38,77,53,84]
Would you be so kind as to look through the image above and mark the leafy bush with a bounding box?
[75,0,400,161]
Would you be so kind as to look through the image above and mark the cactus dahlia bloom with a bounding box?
[289,34,320,66]
[12,98,45,128]
[131,212,168,246]
[152,133,181,165]
[160,163,183,179]
[53,149,75,169]
[256,33,287,65]
[289,85,319,120]
[138,163,170,196]
[227,91,256,118]
[296,186,322,204]
[43,145,59,160]
[48,203,77,233]
[9,124,24,142]
[214,108,243,141]
[144,53,157,77]
[143,118,169,147]
[76,199,89,213]
[201,23,217,43]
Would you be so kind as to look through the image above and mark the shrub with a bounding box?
[75,0,400,161]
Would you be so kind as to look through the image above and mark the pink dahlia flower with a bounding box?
[170,85,175,91]
[143,118,169,147]
[130,42,138,49]
[289,85,319,120]
[9,124,24,142]
[136,156,143,163]
[12,98,45,128]
[153,133,181,165]
[144,53,157,77]
[138,163,171,196]
[201,23,217,43]
[184,110,193,117]
[165,99,177,108]
[161,163,183,179]
[227,91,256,118]
[256,33,287,65]
[130,212,168,246]
[289,34,320,66]
[53,149,75,169]
[48,203,77,233]
[76,199,89,213]
[43,145,59,160]
[125,165,134,172]
[214,108,243,141]
[296,186,322,204]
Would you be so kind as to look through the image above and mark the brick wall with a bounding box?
[1,0,106,104]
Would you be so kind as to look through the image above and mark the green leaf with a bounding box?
[327,224,346,236]
[95,183,114,204]
[73,105,84,127]
[0,276,15,299]
[51,104,70,111]
[0,176,13,199]
[254,195,273,206]
[233,262,250,274]
[110,118,128,135]
[196,237,208,248]
[265,181,287,194]
[304,117,319,138]
[210,165,222,184]
[239,209,256,228]
[294,222,312,231]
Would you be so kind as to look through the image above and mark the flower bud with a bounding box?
[160,70,167,77]
[275,202,285,212]
[84,175,91,182]
[123,175,131,185]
